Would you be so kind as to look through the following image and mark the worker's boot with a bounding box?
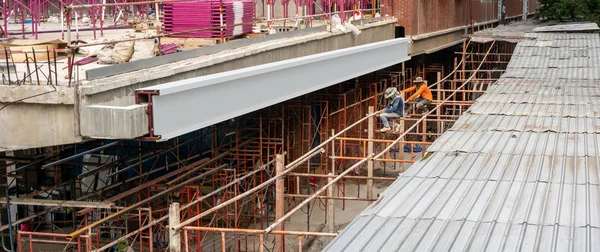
[394,124,402,133]
[379,127,391,133]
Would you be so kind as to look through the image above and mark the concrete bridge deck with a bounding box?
[0,18,401,151]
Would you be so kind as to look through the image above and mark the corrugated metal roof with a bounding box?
[324,29,600,251]
[532,23,600,33]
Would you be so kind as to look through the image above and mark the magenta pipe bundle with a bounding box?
[163,0,255,38]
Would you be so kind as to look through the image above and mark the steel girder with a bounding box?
[136,38,410,140]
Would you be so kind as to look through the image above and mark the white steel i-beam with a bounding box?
[136,38,410,140]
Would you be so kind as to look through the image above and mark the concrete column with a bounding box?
[327,173,335,233]
[169,203,181,252]
[500,0,506,25]
[523,0,528,21]
[367,106,374,199]
[275,154,285,252]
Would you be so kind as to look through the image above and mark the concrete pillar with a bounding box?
[500,0,506,25]
[523,0,528,21]
[169,203,181,252]
[275,154,285,252]
[367,106,374,199]
[327,173,335,233]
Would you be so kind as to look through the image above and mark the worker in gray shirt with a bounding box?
[378,87,404,133]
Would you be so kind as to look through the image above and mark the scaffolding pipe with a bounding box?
[8,147,74,174]
[264,154,372,233]
[285,111,376,170]
[67,164,228,240]
[4,183,14,252]
[0,159,166,232]
[173,148,325,230]
[374,41,496,160]
[0,199,115,208]
[181,226,337,236]
[274,154,285,252]
[41,141,120,169]
[92,159,275,252]
[76,157,210,216]
[166,140,252,186]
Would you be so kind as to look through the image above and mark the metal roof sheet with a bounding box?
[467,102,600,118]
[325,29,600,251]
[451,114,600,133]
[532,23,600,33]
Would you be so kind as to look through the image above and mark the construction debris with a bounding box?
[0,39,66,62]
[97,41,135,64]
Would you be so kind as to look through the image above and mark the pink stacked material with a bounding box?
[159,43,180,55]
[74,56,98,66]
[162,0,255,38]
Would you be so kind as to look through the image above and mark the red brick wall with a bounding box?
[394,0,416,35]
[394,0,538,36]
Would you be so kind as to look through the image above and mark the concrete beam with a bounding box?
[2,19,398,148]
[409,28,467,56]
[80,104,149,139]
[137,38,410,140]
[0,103,81,150]
[0,85,75,104]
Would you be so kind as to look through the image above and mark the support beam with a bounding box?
[182,226,337,237]
[76,157,210,216]
[367,106,374,199]
[136,38,410,140]
[0,198,115,208]
[331,129,335,175]
[275,154,285,252]
[41,141,120,169]
[169,203,181,252]
[264,155,372,234]
[166,139,252,186]
[327,173,335,233]
[68,164,228,240]
[174,149,325,230]
[91,160,274,252]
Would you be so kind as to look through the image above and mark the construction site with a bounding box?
[2,0,599,251]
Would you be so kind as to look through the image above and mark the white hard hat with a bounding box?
[385,87,398,99]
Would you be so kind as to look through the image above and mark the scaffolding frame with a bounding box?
[2,39,517,252]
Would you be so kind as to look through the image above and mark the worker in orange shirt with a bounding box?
[403,77,432,115]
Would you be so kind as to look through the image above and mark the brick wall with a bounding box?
[394,0,538,36]
[394,0,416,34]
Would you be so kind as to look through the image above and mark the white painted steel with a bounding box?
[137,38,410,140]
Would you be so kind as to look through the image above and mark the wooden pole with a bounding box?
[169,203,181,252]
[327,173,335,232]
[275,154,285,252]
